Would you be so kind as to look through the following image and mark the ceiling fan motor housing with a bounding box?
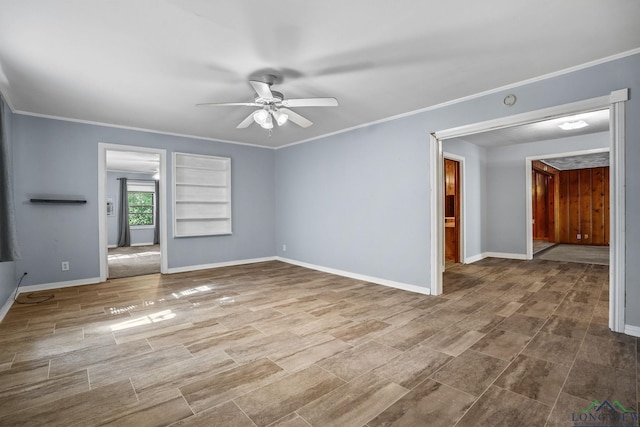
[256,91,284,104]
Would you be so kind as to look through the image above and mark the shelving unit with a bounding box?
[173,153,231,237]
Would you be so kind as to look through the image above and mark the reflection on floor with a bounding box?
[108,244,160,279]
[0,259,634,426]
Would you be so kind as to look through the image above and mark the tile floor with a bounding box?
[0,258,636,426]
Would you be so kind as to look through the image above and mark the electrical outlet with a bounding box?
[584,234,588,239]
[282,244,287,252]
[577,234,581,240]
[61,261,70,271]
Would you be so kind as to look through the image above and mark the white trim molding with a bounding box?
[429,134,443,295]
[609,90,627,333]
[624,325,640,338]
[464,252,527,263]
[0,294,15,322]
[464,253,487,264]
[482,252,528,260]
[166,257,277,274]
[278,257,431,296]
[17,277,102,294]
[131,242,155,247]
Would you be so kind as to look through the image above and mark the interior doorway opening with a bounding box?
[98,143,168,282]
[527,149,610,267]
[429,90,627,333]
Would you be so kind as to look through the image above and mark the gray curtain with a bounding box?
[0,96,20,261]
[117,178,130,247]
[153,179,160,244]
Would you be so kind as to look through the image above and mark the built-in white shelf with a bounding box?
[173,152,231,237]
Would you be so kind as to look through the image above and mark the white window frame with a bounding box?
[127,180,156,229]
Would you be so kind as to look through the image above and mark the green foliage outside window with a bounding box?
[128,192,154,226]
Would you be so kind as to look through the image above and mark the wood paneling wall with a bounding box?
[558,167,609,245]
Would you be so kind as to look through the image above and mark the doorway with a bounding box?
[98,143,168,282]
[429,90,628,332]
[528,150,610,265]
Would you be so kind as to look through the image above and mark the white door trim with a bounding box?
[429,90,628,334]
[609,95,627,333]
[98,143,168,281]
[429,135,443,295]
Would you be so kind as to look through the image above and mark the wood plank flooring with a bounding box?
[0,259,636,426]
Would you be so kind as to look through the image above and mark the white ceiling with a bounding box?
[0,1,639,148]
[542,152,609,170]
[453,109,610,147]
[106,150,159,174]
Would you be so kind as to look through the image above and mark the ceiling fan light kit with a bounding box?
[197,74,338,131]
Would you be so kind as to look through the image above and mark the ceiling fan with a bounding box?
[197,75,338,130]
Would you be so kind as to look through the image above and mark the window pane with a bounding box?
[127,191,154,226]
[129,214,154,226]
[128,192,153,205]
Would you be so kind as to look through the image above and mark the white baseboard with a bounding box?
[277,257,430,296]
[464,252,527,264]
[166,257,277,274]
[0,293,16,322]
[108,243,154,248]
[482,252,528,260]
[624,324,640,337]
[465,253,486,264]
[17,277,102,294]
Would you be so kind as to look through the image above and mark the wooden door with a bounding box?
[444,159,460,262]
[532,170,555,241]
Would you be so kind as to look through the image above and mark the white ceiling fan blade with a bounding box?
[280,108,313,128]
[249,80,274,100]
[236,111,256,128]
[281,98,338,107]
[196,102,259,107]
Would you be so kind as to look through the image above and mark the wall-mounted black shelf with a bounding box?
[30,198,87,205]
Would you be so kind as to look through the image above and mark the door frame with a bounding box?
[429,89,627,333]
[525,147,610,259]
[98,142,168,281]
[443,153,465,266]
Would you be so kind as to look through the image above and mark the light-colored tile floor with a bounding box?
[0,259,636,426]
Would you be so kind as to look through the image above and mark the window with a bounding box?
[127,181,155,227]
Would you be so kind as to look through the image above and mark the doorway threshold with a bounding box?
[533,240,557,255]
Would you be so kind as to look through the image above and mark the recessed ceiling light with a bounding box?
[558,120,589,130]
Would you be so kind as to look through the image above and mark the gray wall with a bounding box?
[275,53,640,327]
[276,118,430,286]
[11,115,276,287]
[106,171,157,247]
